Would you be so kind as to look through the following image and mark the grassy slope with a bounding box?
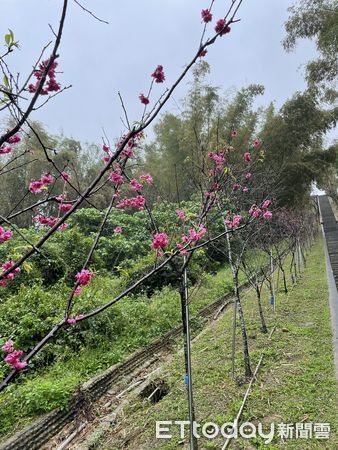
[0,263,238,440]
[98,236,338,450]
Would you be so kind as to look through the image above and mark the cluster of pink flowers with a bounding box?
[109,171,124,185]
[128,174,153,191]
[261,199,272,218]
[175,209,186,220]
[201,9,212,23]
[1,341,27,370]
[102,144,111,163]
[113,226,123,234]
[0,226,13,242]
[140,174,153,184]
[75,269,94,286]
[59,202,73,212]
[139,93,150,105]
[28,58,61,95]
[224,215,242,230]
[33,215,68,230]
[29,172,54,194]
[33,215,58,227]
[208,149,226,172]
[263,210,273,219]
[182,225,207,243]
[0,133,21,156]
[0,145,12,155]
[116,195,145,210]
[0,261,20,287]
[67,314,84,326]
[249,204,262,218]
[253,138,261,147]
[215,19,231,35]
[7,134,21,144]
[152,232,169,250]
[249,200,273,220]
[130,179,143,191]
[151,65,165,83]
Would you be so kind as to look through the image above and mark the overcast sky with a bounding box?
[3,0,319,145]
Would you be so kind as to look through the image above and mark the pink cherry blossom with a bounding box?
[75,269,94,286]
[7,134,21,144]
[102,144,110,153]
[152,233,169,250]
[109,172,124,185]
[151,65,165,83]
[114,226,123,234]
[231,130,237,137]
[139,94,150,105]
[253,139,261,147]
[12,360,28,370]
[130,179,143,191]
[175,209,186,220]
[0,146,12,155]
[243,187,249,193]
[33,215,58,227]
[224,215,241,230]
[184,225,207,242]
[262,199,271,209]
[0,227,13,242]
[42,173,53,186]
[140,174,153,184]
[233,183,241,191]
[1,340,14,353]
[201,9,212,23]
[215,19,231,35]
[244,152,252,163]
[4,350,27,370]
[245,172,252,180]
[252,208,262,218]
[1,261,20,285]
[59,203,73,212]
[263,210,272,219]
[28,58,61,96]
[29,180,44,194]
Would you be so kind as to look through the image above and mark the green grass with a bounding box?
[97,236,337,449]
[0,263,235,440]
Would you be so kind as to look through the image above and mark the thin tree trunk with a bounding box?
[231,292,237,379]
[234,273,252,378]
[290,252,295,285]
[276,250,288,293]
[179,263,198,450]
[256,285,267,333]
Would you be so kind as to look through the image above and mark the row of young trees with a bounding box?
[0,1,335,448]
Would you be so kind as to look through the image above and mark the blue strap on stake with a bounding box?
[185,374,189,385]
[270,296,274,305]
